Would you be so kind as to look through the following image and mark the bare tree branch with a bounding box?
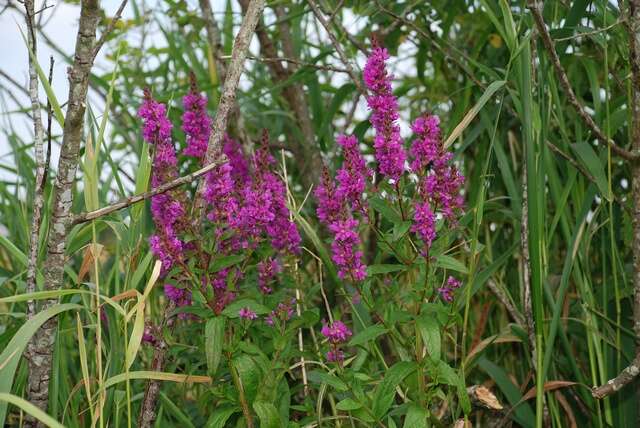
[25,0,101,422]
[199,0,253,155]
[91,0,129,61]
[307,0,367,97]
[73,154,226,224]
[528,0,638,161]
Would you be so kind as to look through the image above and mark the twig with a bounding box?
[486,279,525,326]
[194,0,265,221]
[307,0,367,97]
[137,302,176,428]
[223,54,350,73]
[593,352,640,399]
[42,57,53,192]
[528,0,638,161]
[23,0,46,323]
[91,0,129,61]
[73,155,226,224]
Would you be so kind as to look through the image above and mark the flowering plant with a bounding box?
[139,43,468,426]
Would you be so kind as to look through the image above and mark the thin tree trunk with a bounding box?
[25,0,100,423]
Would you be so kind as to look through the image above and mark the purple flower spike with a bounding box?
[139,88,173,146]
[321,320,352,344]
[335,135,372,213]
[239,307,258,320]
[410,114,465,252]
[315,166,344,226]
[181,78,211,158]
[140,90,185,275]
[257,258,281,294]
[364,44,406,182]
[328,218,367,281]
[326,349,345,363]
[438,276,462,303]
[411,201,436,251]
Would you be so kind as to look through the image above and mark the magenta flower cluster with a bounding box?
[257,257,281,294]
[438,276,462,303]
[265,298,296,327]
[321,320,352,363]
[363,44,406,182]
[239,307,258,321]
[182,81,211,158]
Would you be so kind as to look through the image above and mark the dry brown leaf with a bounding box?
[469,385,504,410]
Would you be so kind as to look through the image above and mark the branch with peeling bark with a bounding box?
[73,155,226,224]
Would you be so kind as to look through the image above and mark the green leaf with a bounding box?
[0,234,27,267]
[372,362,416,419]
[126,295,146,369]
[570,142,613,201]
[0,393,64,428]
[222,299,270,318]
[210,254,245,272]
[348,324,387,347]
[205,406,239,428]
[417,316,441,360]
[18,27,64,127]
[307,370,348,392]
[392,221,412,242]
[132,142,151,222]
[367,264,407,275]
[0,303,82,425]
[159,392,196,428]
[403,404,428,428]
[434,255,468,274]
[369,197,403,224]
[478,357,534,427]
[234,355,261,402]
[253,401,282,428]
[336,398,362,411]
[205,317,226,377]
